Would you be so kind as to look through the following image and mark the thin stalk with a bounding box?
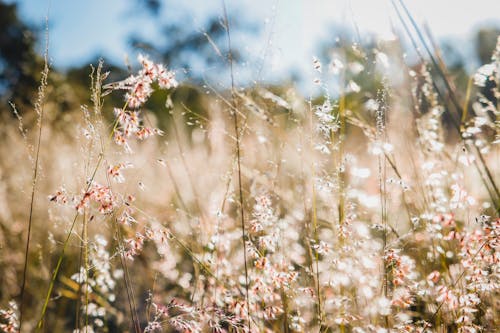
[221,1,251,330]
[461,76,474,129]
[383,152,412,224]
[430,240,488,322]
[95,87,142,333]
[337,70,346,232]
[297,125,319,331]
[19,17,50,332]
[74,219,84,332]
[164,160,190,213]
[36,154,104,330]
[281,288,290,333]
[115,221,141,333]
[376,88,389,328]
[159,108,206,305]
[123,201,244,295]
[311,173,323,328]
[170,116,205,229]
[309,101,323,329]
[213,158,239,312]
[83,212,89,333]
[336,69,347,332]
[75,129,95,332]
[392,0,500,207]
[38,62,114,330]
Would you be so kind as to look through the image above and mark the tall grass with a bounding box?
[0,4,499,333]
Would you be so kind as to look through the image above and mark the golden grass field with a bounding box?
[0,3,499,333]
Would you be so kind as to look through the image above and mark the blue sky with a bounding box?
[6,0,500,87]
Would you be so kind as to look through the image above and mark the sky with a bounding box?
[5,0,500,87]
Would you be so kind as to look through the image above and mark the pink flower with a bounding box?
[427,271,441,284]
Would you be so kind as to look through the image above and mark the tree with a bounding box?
[0,1,43,111]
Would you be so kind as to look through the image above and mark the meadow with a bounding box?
[0,2,498,332]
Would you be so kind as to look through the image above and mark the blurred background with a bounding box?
[0,1,499,331]
[1,0,500,111]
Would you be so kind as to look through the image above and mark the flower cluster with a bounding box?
[109,54,177,152]
[71,235,122,330]
[107,162,133,183]
[116,54,178,109]
[75,182,115,214]
[144,299,201,333]
[0,301,18,333]
[13,30,500,333]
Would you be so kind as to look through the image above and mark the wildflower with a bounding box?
[144,321,162,332]
[473,63,495,87]
[107,54,176,151]
[427,271,441,284]
[107,162,132,183]
[113,54,177,108]
[48,186,68,204]
[391,288,414,308]
[254,257,268,270]
[263,305,283,320]
[0,301,18,333]
[315,99,340,136]
[433,213,455,227]
[125,232,146,260]
[117,207,136,225]
[436,286,459,310]
[113,108,140,135]
[156,64,178,89]
[75,182,115,214]
[312,240,330,255]
[450,183,476,209]
[125,79,153,108]
[136,127,164,140]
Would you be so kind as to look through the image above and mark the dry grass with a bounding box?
[0,9,499,333]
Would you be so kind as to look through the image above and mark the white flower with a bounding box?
[474,63,495,87]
